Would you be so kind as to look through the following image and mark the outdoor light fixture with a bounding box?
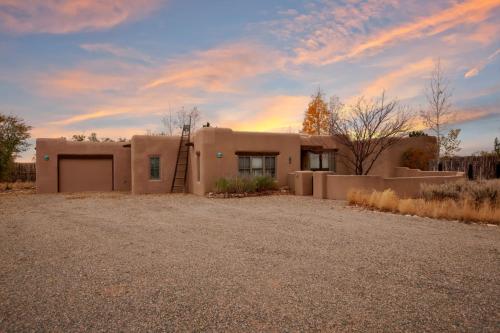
[289,156,292,164]
[216,152,223,158]
[43,155,49,161]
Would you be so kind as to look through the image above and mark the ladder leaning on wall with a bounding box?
[171,118,192,193]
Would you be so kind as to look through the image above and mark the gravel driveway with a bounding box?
[1,193,499,332]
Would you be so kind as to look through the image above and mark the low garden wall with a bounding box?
[289,167,465,200]
[292,171,313,196]
[323,173,464,200]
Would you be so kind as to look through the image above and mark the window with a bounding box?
[264,156,276,178]
[238,155,276,178]
[307,152,336,171]
[238,156,251,176]
[149,156,160,180]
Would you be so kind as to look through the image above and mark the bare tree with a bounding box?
[328,95,344,135]
[176,106,201,132]
[162,106,202,135]
[421,59,455,161]
[161,105,176,136]
[330,93,413,175]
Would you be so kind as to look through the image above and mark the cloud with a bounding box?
[0,0,164,34]
[264,0,500,65]
[39,69,131,95]
[80,43,153,63]
[360,58,434,99]
[143,42,285,93]
[464,48,500,78]
[217,95,310,132]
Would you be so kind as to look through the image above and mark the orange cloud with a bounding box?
[0,0,163,34]
[40,69,130,95]
[360,58,434,99]
[218,95,310,132]
[144,42,285,93]
[293,0,500,65]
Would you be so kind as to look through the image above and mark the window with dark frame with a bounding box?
[149,156,160,180]
[238,155,276,178]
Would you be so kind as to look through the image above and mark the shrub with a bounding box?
[401,147,434,171]
[213,175,277,194]
[254,175,278,192]
[347,187,500,224]
[421,179,500,208]
[215,178,230,193]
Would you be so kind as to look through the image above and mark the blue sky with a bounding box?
[0,0,499,161]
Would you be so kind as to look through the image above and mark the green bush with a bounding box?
[215,178,230,193]
[254,175,278,192]
[213,175,277,194]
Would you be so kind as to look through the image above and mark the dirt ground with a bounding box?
[1,192,499,332]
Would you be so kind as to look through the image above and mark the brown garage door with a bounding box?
[58,155,113,192]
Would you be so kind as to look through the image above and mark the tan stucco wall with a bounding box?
[393,167,458,177]
[294,171,313,196]
[36,138,131,193]
[189,128,301,195]
[323,172,464,200]
[333,136,437,176]
[326,175,384,200]
[313,171,333,199]
[130,135,183,194]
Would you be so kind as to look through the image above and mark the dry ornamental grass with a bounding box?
[348,179,500,224]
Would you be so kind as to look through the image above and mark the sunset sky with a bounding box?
[1,0,499,161]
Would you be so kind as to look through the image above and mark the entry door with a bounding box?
[58,155,113,192]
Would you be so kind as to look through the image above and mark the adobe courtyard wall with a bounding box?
[35,138,131,193]
[320,171,464,200]
[333,136,437,177]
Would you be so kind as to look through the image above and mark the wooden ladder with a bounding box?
[171,121,191,193]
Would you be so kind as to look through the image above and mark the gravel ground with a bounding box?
[1,192,499,332]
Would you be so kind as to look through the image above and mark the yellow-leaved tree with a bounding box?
[302,89,329,135]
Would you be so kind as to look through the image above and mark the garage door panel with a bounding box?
[59,157,113,192]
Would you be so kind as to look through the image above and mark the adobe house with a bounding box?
[36,127,461,197]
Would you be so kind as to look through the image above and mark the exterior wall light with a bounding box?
[43,155,49,161]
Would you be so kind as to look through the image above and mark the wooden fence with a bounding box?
[6,163,36,182]
[429,156,500,180]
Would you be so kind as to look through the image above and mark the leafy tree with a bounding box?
[0,114,32,180]
[330,92,413,175]
[494,137,500,157]
[71,133,126,142]
[87,133,99,142]
[302,88,330,135]
[408,130,428,137]
[72,134,86,141]
[441,128,461,157]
